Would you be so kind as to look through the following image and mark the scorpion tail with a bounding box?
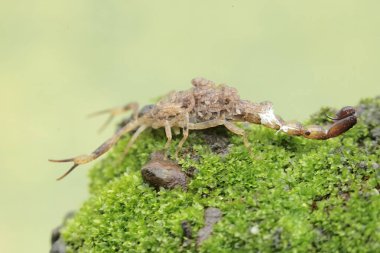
[278,106,357,140]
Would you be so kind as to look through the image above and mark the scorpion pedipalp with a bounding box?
[88,102,139,133]
[49,154,96,180]
[49,159,80,180]
[50,119,141,180]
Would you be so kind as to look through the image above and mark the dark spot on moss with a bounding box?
[181,220,193,247]
[201,126,231,155]
[196,207,222,246]
[272,227,283,251]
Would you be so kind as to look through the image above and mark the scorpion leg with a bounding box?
[50,119,141,180]
[188,119,225,130]
[124,124,148,154]
[175,127,189,159]
[224,121,250,148]
[188,119,248,144]
[88,102,139,133]
[175,113,189,158]
[188,119,251,152]
[164,121,172,158]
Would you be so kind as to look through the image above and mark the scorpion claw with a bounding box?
[55,164,79,181]
[49,155,94,180]
[49,157,79,180]
[48,158,76,163]
[49,158,79,180]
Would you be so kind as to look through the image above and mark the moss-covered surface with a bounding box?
[62,98,380,253]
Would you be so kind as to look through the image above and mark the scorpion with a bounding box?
[50,77,357,180]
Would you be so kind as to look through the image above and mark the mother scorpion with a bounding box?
[50,77,357,180]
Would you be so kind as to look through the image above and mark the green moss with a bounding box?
[62,98,380,253]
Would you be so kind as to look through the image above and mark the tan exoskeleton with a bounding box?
[50,77,357,180]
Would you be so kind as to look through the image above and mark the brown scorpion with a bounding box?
[50,77,357,180]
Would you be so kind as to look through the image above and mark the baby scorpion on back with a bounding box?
[50,77,357,180]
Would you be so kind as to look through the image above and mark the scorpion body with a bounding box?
[50,77,357,180]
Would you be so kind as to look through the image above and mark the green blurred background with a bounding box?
[0,1,379,252]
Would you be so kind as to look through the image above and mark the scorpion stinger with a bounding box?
[325,106,356,122]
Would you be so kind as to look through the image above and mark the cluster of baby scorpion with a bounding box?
[50,77,357,180]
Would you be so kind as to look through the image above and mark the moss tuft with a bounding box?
[62,97,380,252]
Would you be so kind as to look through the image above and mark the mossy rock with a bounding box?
[61,97,380,253]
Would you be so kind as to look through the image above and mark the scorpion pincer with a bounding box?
[50,77,357,180]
